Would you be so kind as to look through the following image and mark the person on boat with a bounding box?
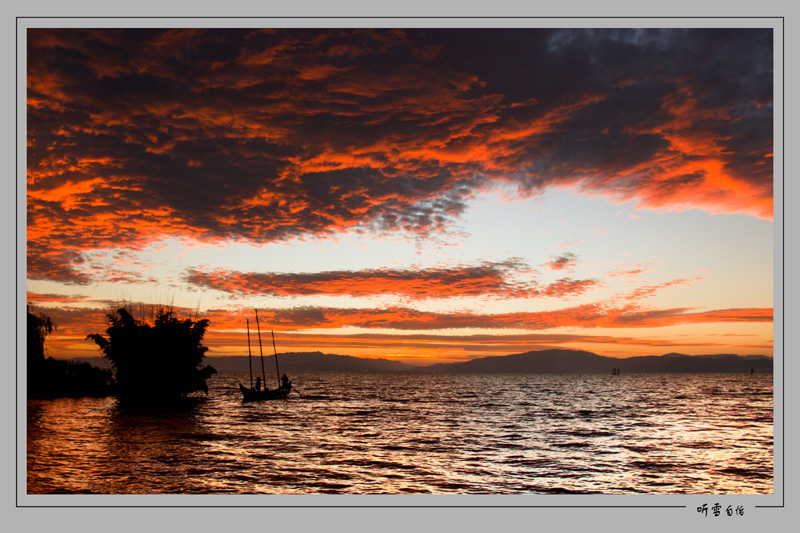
[255,376,262,392]
[281,373,291,390]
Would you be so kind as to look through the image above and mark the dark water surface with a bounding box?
[27,372,773,494]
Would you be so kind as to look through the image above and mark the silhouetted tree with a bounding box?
[27,305,54,365]
[27,306,54,395]
[28,306,114,399]
[86,307,217,401]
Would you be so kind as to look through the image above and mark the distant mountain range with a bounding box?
[67,349,772,374]
[418,349,773,374]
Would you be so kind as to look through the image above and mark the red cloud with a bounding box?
[247,304,771,331]
[607,262,657,281]
[622,276,704,301]
[35,302,772,361]
[184,261,599,300]
[186,263,531,299]
[34,304,772,360]
[535,278,600,298]
[27,292,90,304]
[44,301,772,336]
[543,252,578,271]
[27,29,772,284]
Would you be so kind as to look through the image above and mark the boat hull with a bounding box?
[239,383,291,401]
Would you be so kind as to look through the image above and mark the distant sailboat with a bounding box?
[238,310,291,401]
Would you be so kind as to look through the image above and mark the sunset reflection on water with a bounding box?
[27,372,773,494]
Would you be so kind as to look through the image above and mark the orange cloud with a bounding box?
[27,28,772,285]
[244,303,772,332]
[184,261,602,300]
[26,292,90,304]
[622,276,704,301]
[543,252,578,271]
[36,302,773,362]
[607,262,657,280]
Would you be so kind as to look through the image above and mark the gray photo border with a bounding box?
[7,2,794,531]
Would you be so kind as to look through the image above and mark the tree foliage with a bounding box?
[31,359,115,399]
[86,307,217,401]
[27,305,55,364]
[28,306,114,399]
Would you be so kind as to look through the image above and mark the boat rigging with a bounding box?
[238,310,292,401]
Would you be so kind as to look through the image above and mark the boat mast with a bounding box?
[271,330,280,387]
[247,318,253,388]
[254,309,267,387]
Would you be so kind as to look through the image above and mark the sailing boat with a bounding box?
[238,310,292,401]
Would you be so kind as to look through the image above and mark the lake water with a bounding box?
[26,372,773,495]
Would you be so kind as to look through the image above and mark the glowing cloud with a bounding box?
[27,28,773,284]
[183,260,600,300]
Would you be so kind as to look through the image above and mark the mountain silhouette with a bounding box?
[67,348,772,374]
[417,349,773,373]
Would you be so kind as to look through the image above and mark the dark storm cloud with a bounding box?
[27,28,773,283]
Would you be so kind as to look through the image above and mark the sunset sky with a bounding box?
[25,27,775,365]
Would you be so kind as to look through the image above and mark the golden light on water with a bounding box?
[28,372,772,495]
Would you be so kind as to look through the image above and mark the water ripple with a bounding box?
[27,372,773,494]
